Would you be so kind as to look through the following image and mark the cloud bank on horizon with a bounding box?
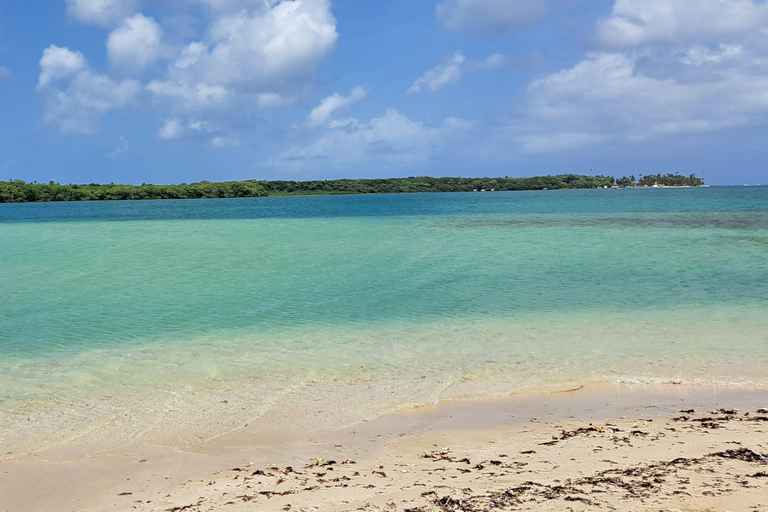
[1,0,766,184]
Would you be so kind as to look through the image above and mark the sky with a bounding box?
[0,0,766,185]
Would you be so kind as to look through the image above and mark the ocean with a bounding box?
[1,187,767,457]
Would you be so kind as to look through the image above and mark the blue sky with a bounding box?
[0,0,766,185]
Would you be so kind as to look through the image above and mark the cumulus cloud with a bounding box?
[162,0,337,90]
[272,108,475,170]
[37,45,88,89]
[436,0,546,38]
[407,51,504,93]
[40,0,339,141]
[37,45,140,134]
[519,47,768,152]
[306,86,367,127]
[146,80,230,111]
[107,14,163,75]
[512,0,768,153]
[173,42,207,70]
[144,0,338,130]
[42,72,140,134]
[597,0,768,46]
[66,0,140,27]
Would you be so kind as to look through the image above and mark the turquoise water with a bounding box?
[1,187,767,457]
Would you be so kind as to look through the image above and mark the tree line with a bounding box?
[261,174,617,195]
[0,180,268,203]
[0,173,703,203]
[614,173,704,187]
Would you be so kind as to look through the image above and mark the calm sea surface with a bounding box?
[1,187,767,456]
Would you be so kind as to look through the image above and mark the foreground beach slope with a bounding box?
[2,386,766,512]
[163,412,767,512]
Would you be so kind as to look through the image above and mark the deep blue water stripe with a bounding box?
[1,187,766,223]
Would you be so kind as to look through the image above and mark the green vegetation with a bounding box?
[262,174,615,196]
[615,173,704,188]
[0,172,703,203]
[0,180,267,203]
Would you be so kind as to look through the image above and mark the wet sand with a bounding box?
[1,384,767,511]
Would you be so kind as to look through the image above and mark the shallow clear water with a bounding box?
[1,187,767,456]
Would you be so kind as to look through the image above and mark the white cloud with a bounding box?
[678,44,743,67]
[108,135,129,157]
[66,0,139,27]
[146,80,230,111]
[37,45,88,89]
[42,71,140,134]
[165,0,337,89]
[519,48,768,152]
[157,118,214,141]
[407,51,504,93]
[107,14,163,75]
[306,86,367,127]
[272,108,475,170]
[37,45,140,134]
[436,0,546,38]
[156,117,237,148]
[408,52,465,94]
[597,0,768,46]
[39,0,339,143]
[510,0,768,154]
[0,65,13,80]
[146,0,338,131]
[173,42,207,70]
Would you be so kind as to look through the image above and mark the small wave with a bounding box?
[605,375,768,387]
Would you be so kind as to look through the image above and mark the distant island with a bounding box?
[0,173,703,203]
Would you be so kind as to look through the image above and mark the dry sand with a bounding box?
[2,385,767,512]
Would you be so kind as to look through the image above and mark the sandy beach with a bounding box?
[2,384,767,512]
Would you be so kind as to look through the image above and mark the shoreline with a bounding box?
[4,302,767,466]
[2,383,767,511]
